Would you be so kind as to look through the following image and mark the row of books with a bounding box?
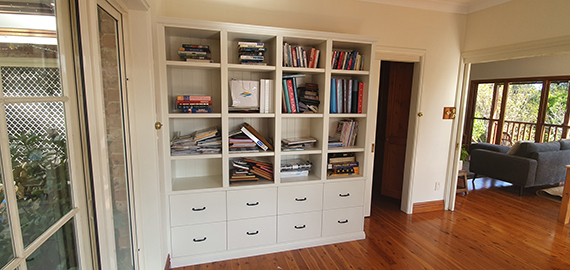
[230,158,274,184]
[330,78,363,114]
[282,74,320,113]
[327,153,359,177]
[329,119,359,148]
[281,137,317,151]
[280,159,312,178]
[238,42,266,65]
[283,43,320,68]
[331,50,364,70]
[178,44,212,63]
[175,95,212,113]
[170,126,221,155]
[228,122,274,153]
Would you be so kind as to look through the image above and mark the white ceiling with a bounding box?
[359,0,511,14]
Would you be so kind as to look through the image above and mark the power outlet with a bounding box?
[435,182,441,191]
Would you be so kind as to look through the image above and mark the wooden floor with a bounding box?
[173,178,570,269]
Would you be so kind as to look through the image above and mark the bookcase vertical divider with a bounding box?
[274,35,284,184]
[220,29,230,188]
[321,39,334,180]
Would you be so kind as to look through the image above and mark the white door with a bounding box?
[0,0,94,269]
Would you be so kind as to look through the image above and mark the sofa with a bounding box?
[469,140,570,195]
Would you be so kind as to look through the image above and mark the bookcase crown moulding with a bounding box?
[156,17,378,268]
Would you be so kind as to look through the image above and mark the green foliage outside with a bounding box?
[472,81,569,143]
[0,131,77,269]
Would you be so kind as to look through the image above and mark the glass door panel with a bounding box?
[26,220,77,270]
[503,82,542,143]
[0,165,14,267]
[544,80,570,141]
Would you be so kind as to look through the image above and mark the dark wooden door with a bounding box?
[374,61,414,200]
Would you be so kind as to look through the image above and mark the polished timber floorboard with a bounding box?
[174,178,570,269]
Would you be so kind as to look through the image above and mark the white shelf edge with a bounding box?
[228,151,275,158]
[169,113,222,119]
[327,147,365,153]
[170,154,223,160]
[282,67,325,74]
[331,70,369,76]
[281,149,322,155]
[227,63,276,71]
[281,113,323,118]
[166,60,221,69]
[329,113,366,118]
[228,113,275,118]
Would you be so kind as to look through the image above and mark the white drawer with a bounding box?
[228,216,276,249]
[278,184,323,215]
[278,211,322,243]
[171,221,226,257]
[170,191,226,227]
[323,181,364,210]
[227,187,277,220]
[322,206,363,236]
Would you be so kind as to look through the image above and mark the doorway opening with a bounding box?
[373,61,415,208]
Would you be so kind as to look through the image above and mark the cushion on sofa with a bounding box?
[513,141,561,158]
[560,139,570,150]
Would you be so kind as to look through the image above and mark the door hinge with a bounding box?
[372,143,375,153]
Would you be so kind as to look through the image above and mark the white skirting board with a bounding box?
[171,231,366,268]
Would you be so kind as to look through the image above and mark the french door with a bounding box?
[0,0,93,269]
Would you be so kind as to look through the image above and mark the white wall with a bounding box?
[464,0,570,52]
[470,53,570,80]
[157,0,465,204]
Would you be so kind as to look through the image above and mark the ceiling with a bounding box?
[359,0,511,14]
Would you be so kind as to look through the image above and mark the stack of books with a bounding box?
[228,123,273,153]
[283,43,320,68]
[330,78,363,114]
[329,119,359,148]
[178,44,212,63]
[175,95,212,113]
[280,159,312,178]
[328,153,359,177]
[230,158,274,184]
[238,42,267,65]
[170,126,222,155]
[281,137,317,151]
[282,74,319,113]
[331,50,364,70]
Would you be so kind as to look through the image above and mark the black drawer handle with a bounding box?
[192,207,206,211]
[246,202,259,206]
[338,219,349,224]
[295,225,306,229]
[193,237,207,242]
[246,231,259,235]
[339,193,350,197]
[295,197,307,201]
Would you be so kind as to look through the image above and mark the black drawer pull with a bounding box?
[192,207,206,211]
[193,237,207,242]
[338,219,349,224]
[295,197,307,201]
[339,193,350,197]
[246,202,259,206]
[246,231,259,235]
[295,225,306,229]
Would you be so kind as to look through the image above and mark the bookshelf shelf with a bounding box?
[166,61,221,69]
[158,18,376,268]
[227,113,275,118]
[172,175,223,191]
[170,154,222,160]
[227,64,276,71]
[169,113,222,119]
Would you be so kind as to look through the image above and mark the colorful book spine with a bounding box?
[330,78,337,113]
[286,79,297,113]
[282,79,292,113]
[358,82,364,113]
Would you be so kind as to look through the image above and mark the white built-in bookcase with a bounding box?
[157,17,377,267]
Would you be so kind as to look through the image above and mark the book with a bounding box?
[351,80,359,113]
[176,95,211,101]
[282,79,292,113]
[331,78,337,113]
[347,79,352,113]
[240,122,274,151]
[358,82,364,113]
[285,79,297,113]
[238,42,264,48]
[260,79,272,113]
[327,162,359,169]
[292,77,299,112]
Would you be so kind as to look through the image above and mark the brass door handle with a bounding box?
[418,112,424,117]
[155,122,163,130]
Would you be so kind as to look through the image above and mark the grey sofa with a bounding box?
[469,140,570,195]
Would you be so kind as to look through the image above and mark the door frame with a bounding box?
[447,35,570,210]
[365,46,426,215]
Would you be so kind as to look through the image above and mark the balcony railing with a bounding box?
[491,120,568,145]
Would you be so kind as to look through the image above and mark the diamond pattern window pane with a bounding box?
[1,66,62,97]
[5,102,66,142]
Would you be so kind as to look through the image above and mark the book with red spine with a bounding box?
[176,100,212,104]
[286,79,297,113]
[358,82,364,113]
[308,48,315,68]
